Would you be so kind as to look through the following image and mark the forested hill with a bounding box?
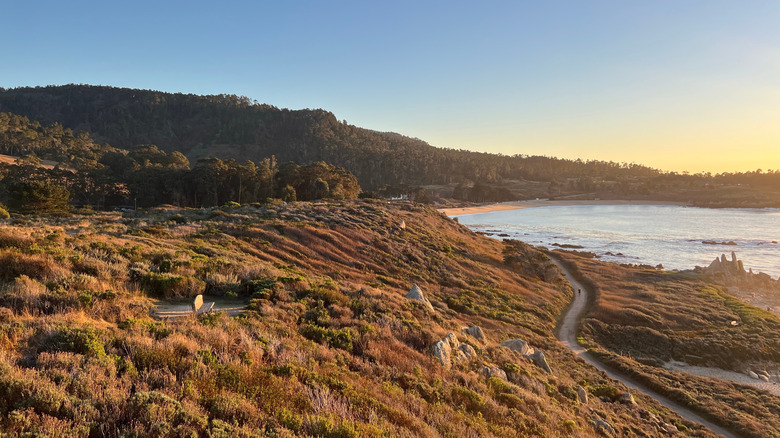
[0,85,660,190]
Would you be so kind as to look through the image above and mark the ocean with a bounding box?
[455,204,780,278]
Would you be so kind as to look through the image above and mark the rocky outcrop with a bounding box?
[617,391,635,405]
[480,365,508,381]
[593,417,616,436]
[501,339,552,374]
[406,284,434,312]
[463,325,486,341]
[458,344,477,359]
[530,350,552,374]
[501,339,533,355]
[699,251,780,291]
[577,385,588,404]
[705,252,746,280]
[432,333,462,369]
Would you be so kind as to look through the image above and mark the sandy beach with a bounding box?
[438,199,687,217]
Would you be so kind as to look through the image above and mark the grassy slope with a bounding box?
[558,252,780,438]
[0,202,718,437]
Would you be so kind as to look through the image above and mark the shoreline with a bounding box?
[438,199,687,217]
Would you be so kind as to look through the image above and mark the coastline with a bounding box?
[438,199,687,217]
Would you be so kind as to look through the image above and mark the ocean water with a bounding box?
[455,205,780,278]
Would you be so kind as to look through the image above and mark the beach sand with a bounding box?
[438,199,687,217]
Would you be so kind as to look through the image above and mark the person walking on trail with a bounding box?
[578,288,581,295]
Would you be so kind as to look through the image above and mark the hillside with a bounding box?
[0,201,722,437]
[556,252,780,437]
[0,85,665,192]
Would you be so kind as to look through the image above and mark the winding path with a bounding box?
[551,257,736,438]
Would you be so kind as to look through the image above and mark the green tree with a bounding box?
[9,180,70,213]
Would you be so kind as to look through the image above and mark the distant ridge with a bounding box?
[0,85,660,190]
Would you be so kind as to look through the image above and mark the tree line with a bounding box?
[0,113,361,213]
[0,85,671,190]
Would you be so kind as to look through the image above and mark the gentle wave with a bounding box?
[456,205,780,278]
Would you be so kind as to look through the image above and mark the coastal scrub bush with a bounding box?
[0,207,9,219]
[45,326,106,357]
[243,279,276,299]
[300,324,355,352]
[140,272,205,298]
[0,230,33,249]
[0,249,64,282]
[126,391,208,435]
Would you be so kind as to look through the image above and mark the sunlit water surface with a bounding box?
[456,205,780,278]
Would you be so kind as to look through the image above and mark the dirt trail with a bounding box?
[153,297,247,319]
[551,257,736,438]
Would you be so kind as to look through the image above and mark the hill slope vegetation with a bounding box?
[0,202,720,437]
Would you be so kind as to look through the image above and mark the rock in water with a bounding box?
[577,385,588,404]
[463,326,486,341]
[406,284,434,311]
[501,339,532,355]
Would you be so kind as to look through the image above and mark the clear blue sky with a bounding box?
[3,1,779,173]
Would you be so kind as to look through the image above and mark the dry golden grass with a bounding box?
[0,202,724,437]
[559,252,780,437]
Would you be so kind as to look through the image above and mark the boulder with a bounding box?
[463,325,486,341]
[480,365,508,381]
[398,220,406,230]
[577,385,588,404]
[406,284,434,312]
[666,423,680,434]
[432,333,460,369]
[458,344,477,359]
[432,340,452,368]
[747,370,760,380]
[501,339,533,355]
[530,350,552,374]
[617,392,635,405]
[593,418,616,436]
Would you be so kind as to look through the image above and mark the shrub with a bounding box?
[45,327,106,357]
[450,386,485,414]
[126,391,208,435]
[0,249,64,282]
[0,230,32,249]
[168,214,187,224]
[140,273,205,298]
[0,207,9,219]
[300,324,355,353]
[589,384,620,401]
[243,279,276,299]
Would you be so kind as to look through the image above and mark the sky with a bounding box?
[2,0,779,174]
